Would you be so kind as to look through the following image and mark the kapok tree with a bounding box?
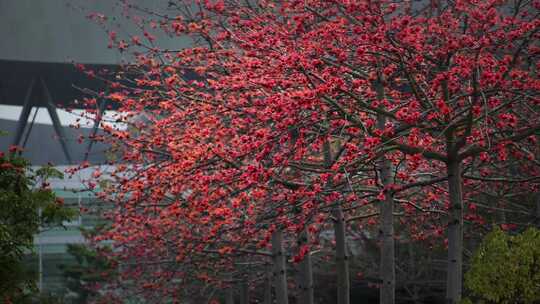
[81,0,539,303]
[79,3,383,304]
[349,2,540,303]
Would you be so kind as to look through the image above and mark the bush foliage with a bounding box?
[464,227,540,304]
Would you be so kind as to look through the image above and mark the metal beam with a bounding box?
[84,98,107,162]
[40,77,73,164]
[12,78,36,146]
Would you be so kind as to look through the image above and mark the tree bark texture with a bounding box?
[226,273,235,304]
[333,205,350,304]
[298,230,314,304]
[445,160,463,304]
[376,79,396,304]
[323,139,350,304]
[264,268,272,304]
[378,152,395,304]
[272,229,289,304]
[240,280,249,304]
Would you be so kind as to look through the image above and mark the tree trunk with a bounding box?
[408,243,421,304]
[272,229,289,304]
[376,79,395,304]
[226,273,235,304]
[226,291,235,304]
[298,230,314,304]
[333,205,350,304]
[323,138,350,304]
[446,159,463,304]
[264,268,273,304]
[378,152,395,304]
[240,280,249,304]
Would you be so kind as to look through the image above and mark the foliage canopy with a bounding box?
[0,150,73,302]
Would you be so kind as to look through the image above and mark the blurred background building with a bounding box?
[0,0,189,300]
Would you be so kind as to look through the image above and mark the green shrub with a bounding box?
[464,227,540,304]
[0,151,74,302]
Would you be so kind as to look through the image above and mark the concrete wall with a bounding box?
[0,0,189,64]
